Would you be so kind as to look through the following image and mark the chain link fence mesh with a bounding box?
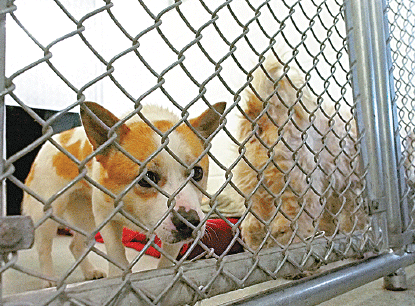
[0,0,405,304]
[389,0,415,234]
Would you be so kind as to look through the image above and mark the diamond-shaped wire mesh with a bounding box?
[0,0,392,305]
[388,1,415,234]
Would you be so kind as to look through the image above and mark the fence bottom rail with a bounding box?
[2,233,383,306]
[225,250,415,306]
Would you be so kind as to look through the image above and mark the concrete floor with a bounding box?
[2,236,159,296]
[3,236,415,305]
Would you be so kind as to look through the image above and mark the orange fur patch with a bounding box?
[175,124,209,170]
[52,129,93,180]
[52,140,82,179]
[154,120,174,133]
[99,122,158,192]
[59,128,75,146]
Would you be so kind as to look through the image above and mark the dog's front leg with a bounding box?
[99,221,129,277]
[157,242,183,268]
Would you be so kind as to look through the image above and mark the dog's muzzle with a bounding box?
[171,207,201,242]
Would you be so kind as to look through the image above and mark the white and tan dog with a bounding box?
[23,101,225,286]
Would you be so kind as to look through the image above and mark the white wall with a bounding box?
[5,0,349,193]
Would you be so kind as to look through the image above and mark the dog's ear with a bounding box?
[80,102,130,153]
[189,102,226,139]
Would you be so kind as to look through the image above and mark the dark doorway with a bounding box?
[6,106,80,215]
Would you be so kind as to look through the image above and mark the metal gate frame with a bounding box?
[0,0,414,305]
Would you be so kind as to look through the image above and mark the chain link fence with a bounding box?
[0,0,412,305]
[389,0,415,234]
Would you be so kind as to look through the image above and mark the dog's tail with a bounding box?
[240,55,316,136]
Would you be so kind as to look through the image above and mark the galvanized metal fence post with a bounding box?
[345,0,412,291]
[0,3,34,304]
[344,0,389,244]
[0,0,7,219]
[368,0,410,250]
[369,0,414,290]
[0,0,7,302]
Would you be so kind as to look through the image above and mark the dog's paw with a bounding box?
[85,268,106,280]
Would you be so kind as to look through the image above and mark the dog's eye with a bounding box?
[138,171,160,188]
[192,166,203,182]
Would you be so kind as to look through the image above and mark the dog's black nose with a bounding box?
[171,207,201,241]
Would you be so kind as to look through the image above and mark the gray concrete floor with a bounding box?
[2,236,159,296]
[3,236,415,305]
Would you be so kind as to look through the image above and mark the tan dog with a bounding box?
[234,55,367,250]
[23,101,225,286]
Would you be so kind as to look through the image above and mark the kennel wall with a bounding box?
[0,0,414,305]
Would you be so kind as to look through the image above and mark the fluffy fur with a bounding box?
[23,101,225,287]
[234,55,368,250]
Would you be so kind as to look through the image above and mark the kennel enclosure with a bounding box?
[0,0,414,305]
